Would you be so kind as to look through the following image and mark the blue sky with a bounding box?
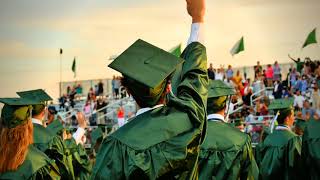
[0,0,319,99]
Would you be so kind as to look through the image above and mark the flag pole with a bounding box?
[59,49,62,98]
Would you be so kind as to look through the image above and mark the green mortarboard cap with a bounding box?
[0,98,39,128]
[17,89,52,115]
[208,80,235,98]
[91,127,103,147]
[108,39,184,88]
[17,89,53,103]
[268,98,294,111]
[47,119,64,135]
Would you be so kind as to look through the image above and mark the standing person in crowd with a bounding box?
[266,64,274,87]
[301,75,308,94]
[215,67,224,81]
[98,80,104,96]
[114,77,121,99]
[117,106,125,128]
[70,87,77,108]
[75,83,83,100]
[198,80,258,179]
[0,98,60,179]
[208,63,215,80]
[242,79,253,106]
[301,113,320,179]
[233,70,243,90]
[294,90,305,110]
[111,75,116,98]
[312,85,320,110]
[255,61,263,78]
[92,0,208,178]
[289,68,299,87]
[226,65,234,82]
[273,61,281,82]
[288,54,304,74]
[273,80,283,99]
[96,97,108,125]
[256,99,302,179]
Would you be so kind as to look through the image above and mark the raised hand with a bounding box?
[186,0,206,23]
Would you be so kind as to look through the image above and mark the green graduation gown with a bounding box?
[257,128,302,180]
[33,123,75,180]
[198,120,259,180]
[64,138,92,180]
[91,42,209,179]
[302,119,320,179]
[0,145,60,180]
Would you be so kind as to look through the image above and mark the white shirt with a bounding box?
[207,114,227,123]
[136,104,164,116]
[294,95,305,108]
[215,73,224,80]
[187,23,205,45]
[32,118,43,126]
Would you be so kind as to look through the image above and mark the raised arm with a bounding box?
[288,54,298,63]
[187,0,205,45]
[170,0,208,126]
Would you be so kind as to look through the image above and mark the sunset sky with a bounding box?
[0,0,319,99]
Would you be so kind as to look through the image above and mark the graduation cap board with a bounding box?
[208,80,236,98]
[108,39,184,89]
[17,89,53,103]
[268,98,294,111]
[0,98,40,128]
[17,89,52,115]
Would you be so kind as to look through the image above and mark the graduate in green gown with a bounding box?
[301,115,320,179]
[17,89,92,180]
[0,98,60,180]
[92,1,208,179]
[198,80,259,180]
[257,99,302,179]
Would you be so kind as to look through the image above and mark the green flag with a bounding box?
[72,57,76,78]
[230,37,244,56]
[302,28,317,48]
[169,44,182,57]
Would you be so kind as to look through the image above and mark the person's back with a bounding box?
[198,80,258,180]
[0,98,61,180]
[259,130,301,179]
[92,1,208,178]
[302,118,320,179]
[92,40,208,180]
[199,121,257,180]
[0,145,60,180]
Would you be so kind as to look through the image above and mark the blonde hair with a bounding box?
[0,119,33,172]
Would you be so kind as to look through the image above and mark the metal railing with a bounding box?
[250,87,273,107]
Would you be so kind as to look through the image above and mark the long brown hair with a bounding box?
[0,119,33,173]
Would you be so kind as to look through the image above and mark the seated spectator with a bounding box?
[302,100,315,119]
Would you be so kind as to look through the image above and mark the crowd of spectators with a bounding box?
[208,57,320,142]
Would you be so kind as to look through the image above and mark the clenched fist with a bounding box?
[186,0,206,23]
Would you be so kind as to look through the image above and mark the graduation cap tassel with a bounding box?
[270,111,280,133]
